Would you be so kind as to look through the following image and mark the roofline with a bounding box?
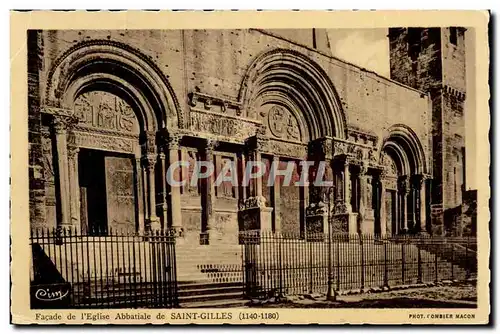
[252,28,429,98]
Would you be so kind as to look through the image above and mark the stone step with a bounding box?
[180,298,248,309]
[178,285,242,297]
[178,281,242,289]
[178,291,244,304]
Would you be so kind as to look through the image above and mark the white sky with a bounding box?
[327,28,476,190]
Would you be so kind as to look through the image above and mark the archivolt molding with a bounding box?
[238,48,347,141]
[44,39,183,129]
[379,124,428,175]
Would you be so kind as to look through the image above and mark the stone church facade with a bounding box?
[27,28,467,244]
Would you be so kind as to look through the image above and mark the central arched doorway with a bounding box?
[238,48,347,237]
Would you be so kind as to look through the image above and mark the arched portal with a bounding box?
[240,48,347,141]
[43,40,181,234]
[380,125,428,235]
[238,49,347,236]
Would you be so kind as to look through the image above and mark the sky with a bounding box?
[327,29,476,190]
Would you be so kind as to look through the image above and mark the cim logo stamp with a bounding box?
[30,283,71,309]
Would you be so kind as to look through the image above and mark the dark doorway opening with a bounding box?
[79,149,107,235]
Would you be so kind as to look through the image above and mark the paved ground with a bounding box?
[250,281,477,308]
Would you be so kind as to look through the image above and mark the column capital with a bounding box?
[309,137,334,160]
[241,196,267,210]
[411,174,425,189]
[163,131,182,150]
[142,130,157,155]
[398,175,410,194]
[52,115,78,134]
[202,138,218,153]
[359,163,369,176]
[145,154,157,170]
[67,145,80,159]
[245,135,267,152]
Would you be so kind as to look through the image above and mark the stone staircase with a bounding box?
[175,243,247,308]
[417,240,477,276]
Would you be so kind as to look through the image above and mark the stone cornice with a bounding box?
[41,106,73,117]
[347,126,378,146]
[189,92,242,115]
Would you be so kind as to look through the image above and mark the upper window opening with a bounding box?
[407,28,421,60]
[450,27,458,45]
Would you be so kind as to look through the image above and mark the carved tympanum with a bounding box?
[381,152,398,177]
[73,91,139,134]
[266,105,301,142]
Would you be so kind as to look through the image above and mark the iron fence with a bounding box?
[240,231,477,298]
[30,227,178,309]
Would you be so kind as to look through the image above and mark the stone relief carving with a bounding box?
[381,152,398,177]
[189,110,257,141]
[267,105,301,142]
[240,196,267,210]
[73,91,138,134]
[262,140,307,159]
[75,131,135,153]
[189,92,242,116]
[333,141,348,156]
[334,201,349,215]
[305,201,327,216]
[366,177,372,208]
[41,130,55,180]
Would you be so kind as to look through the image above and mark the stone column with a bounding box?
[413,174,427,234]
[146,154,160,231]
[398,176,409,233]
[200,139,216,243]
[238,152,247,207]
[67,145,80,229]
[142,160,149,221]
[165,134,183,236]
[53,117,71,228]
[358,165,372,233]
[240,133,272,232]
[409,177,417,232]
[342,160,352,213]
[358,164,368,223]
[271,155,281,233]
[135,156,146,234]
[305,138,333,235]
[378,171,387,237]
[249,148,262,198]
[299,161,309,237]
[159,152,168,228]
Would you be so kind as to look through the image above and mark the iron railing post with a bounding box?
[451,243,455,280]
[383,238,388,288]
[326,187,336,301]
[401,240,405,284]
[417,239,422,284]
[434,244,439,283]
[465,236,470,279]
[360,234,365,290]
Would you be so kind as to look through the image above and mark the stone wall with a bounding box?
[31,29,433,236]
[28,30,46,228]
[38,29,430,156]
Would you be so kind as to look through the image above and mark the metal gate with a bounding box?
[30,227,178,309]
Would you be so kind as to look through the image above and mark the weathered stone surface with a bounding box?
[28,28,468,243]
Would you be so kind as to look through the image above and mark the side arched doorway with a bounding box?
[42,40,180,235]
[379,126,429,235]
